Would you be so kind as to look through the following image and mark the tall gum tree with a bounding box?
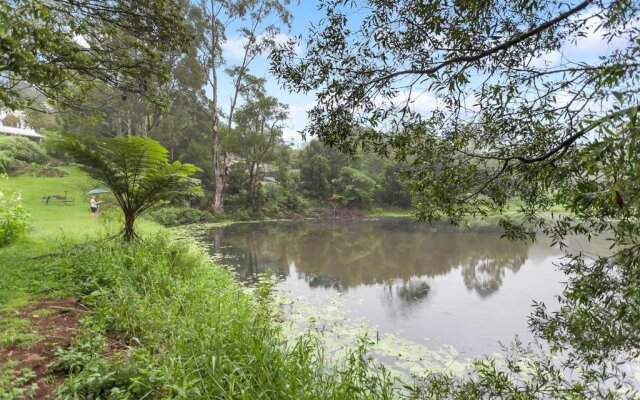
[196,0,291,213]
[53,3,211,149]
[231,77,288,196]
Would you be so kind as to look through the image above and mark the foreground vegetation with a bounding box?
[3,0,639,397]
[2,170,636,399]
[3,235,394,398]
[1,170,385,398]
[2,169,401,398]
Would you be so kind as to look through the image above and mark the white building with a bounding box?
[0,110,44,142]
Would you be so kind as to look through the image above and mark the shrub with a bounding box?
[253,184,309,216]
[0,151,12,173]
[40,131,73,161]
[231,208,253,221]
[335,166,378,208]
[147,206,223,226]
[16,163,67,177]
[45,237,403,399]
[0,136,49,165]
[14,236,633,399]
[0,180,29,247]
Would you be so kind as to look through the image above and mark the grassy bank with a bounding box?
[1,166,163,242]
[2,237,400,398]
[3,237,621,399]
[1,170,403,398]
[3,237,358,398]
[1,168,162,312]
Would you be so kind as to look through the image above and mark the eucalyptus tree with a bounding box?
[0,0,190,111]
[272,0,640,395]
[298,153,331,199]
[56,134,201,241]
[232,79,288,195]
[195,0,291,213]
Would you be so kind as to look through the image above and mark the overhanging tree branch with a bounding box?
[367,0,590,85]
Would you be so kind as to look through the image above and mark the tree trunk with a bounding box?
[211,125,225,214]
[208,0,225,214]
[249,162,257,195]
[123,213,136,242]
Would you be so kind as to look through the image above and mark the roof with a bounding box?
[0,125,44,139]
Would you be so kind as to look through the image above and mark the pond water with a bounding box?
[193,218,579,359]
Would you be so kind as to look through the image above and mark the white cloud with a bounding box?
[562,9,636,61]
[530,50,561,68]
[73,34,90,49]
[373,90,442,115]
[288,101,315,118]
[555,90,575,108]
[282,127,303,144]
[409,92,442,114]
[221,37,246,60]
[222,33,300,61]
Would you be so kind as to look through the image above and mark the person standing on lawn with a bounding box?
[90,195,101,217]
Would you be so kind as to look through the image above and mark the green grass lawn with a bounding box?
[2,166,161,242]
[1,167,163,309]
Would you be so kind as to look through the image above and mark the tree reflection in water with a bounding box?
[199,219,532,301]
[380,278,432,318]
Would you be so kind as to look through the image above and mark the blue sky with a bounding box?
[215,1,324,145]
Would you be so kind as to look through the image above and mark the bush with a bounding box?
[40,131,73,161]
[0,180,29,247]
[231,208,253,221]
[147,206,223,226]
[253,184,309,216]
[44,237,404,399]
[8,236,632,399]
[6,162,67,177]
[0,136,49,165]
[0,151,11,173]
[335,167,378,208]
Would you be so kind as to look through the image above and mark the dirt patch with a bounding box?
[317,204,366,219]
[0,298,85,399]
[104,331,130,361]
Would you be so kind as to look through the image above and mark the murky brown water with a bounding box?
[197,218,577,356]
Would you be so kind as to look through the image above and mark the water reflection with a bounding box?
[195,218,570,355]
[201,219,531,298]
[380,277,432,318]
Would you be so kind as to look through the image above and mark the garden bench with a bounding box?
[42,192,75,205]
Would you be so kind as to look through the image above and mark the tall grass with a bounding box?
[2,233,632,399]
[44,236,399,399]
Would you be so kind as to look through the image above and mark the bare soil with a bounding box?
[317,204,366,219]
[0,298,84,399]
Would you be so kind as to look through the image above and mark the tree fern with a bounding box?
[55,134,201,241]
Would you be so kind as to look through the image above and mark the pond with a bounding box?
[189,218,588,364]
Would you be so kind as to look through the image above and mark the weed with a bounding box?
[0,318,40,348]
[0,180,29,247]
[0,362,38,399]
[31,236,407,399]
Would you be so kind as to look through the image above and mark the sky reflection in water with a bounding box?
[197,219,573,357]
